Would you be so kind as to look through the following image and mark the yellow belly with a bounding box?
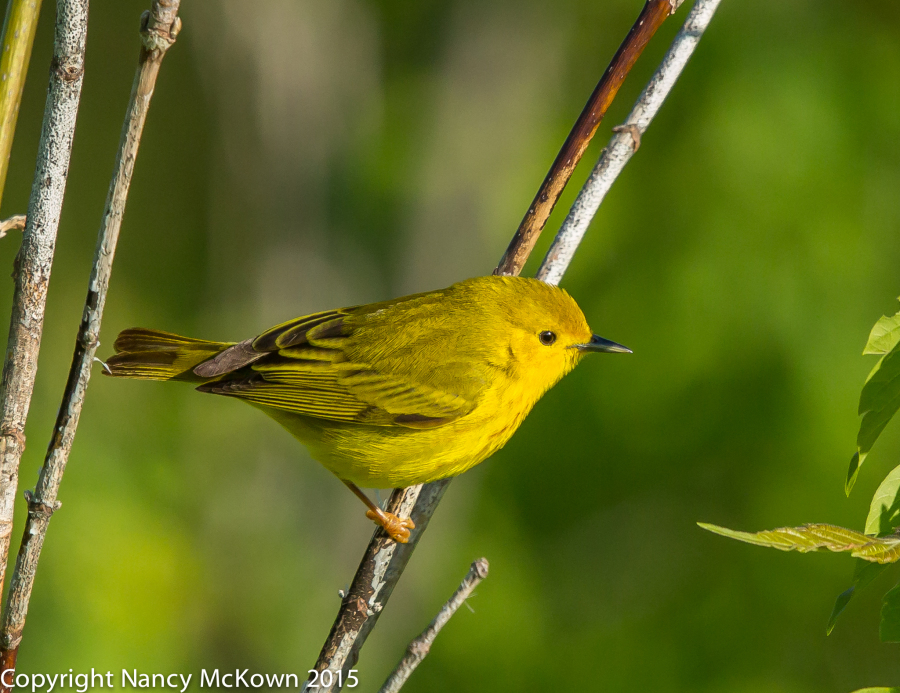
[256,382,535,488]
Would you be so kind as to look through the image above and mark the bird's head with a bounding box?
[462,276,630,395]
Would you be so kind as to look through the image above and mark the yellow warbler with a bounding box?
[105,276,629,541]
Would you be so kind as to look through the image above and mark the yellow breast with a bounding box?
[261,373,540,488]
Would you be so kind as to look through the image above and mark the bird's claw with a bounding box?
[366,509,415,543]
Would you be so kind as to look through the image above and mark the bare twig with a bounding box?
[494,0,683,277]
[307,1,718,689]
[378,558,489,693]
[0,0,182,675]
[0,0,88,615]
[538,0,722,285]
[0,0,45,208]
[0,215,26,239]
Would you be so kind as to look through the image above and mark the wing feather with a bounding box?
[197,289,494,428]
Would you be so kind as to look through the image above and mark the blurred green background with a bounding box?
[0,0,899,690]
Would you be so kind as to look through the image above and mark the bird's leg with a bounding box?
[342,480,415,543]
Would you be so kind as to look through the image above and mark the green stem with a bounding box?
[0,0,44,209]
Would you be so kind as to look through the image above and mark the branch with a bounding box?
[493,0,683,277]
[0,0,182,676]
[306,1,722,689]
[378,558,490,693]
[0,0,45,208]
[307,481,451,689]
[537,0,722,284]
[0,0,88,614]
[0,215,26,239]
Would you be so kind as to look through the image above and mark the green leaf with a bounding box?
[848,339,900,495]
[826,559,889,635]
[698,522,900,564]
[864,309,900,355]
[847,452,861,496]
[881,581,900,642]
[866,464,900,536]
[849,688,900,693]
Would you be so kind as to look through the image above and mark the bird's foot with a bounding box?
[365,509,415,543]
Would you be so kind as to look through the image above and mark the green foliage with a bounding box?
[862,308,900,356]
[706,308,900,649]
[827,560,888,635]
[866,463,900,536]
[880,582,900,643]
[698,523,900,564]
[847,305,900,494]
[849,689,900,693]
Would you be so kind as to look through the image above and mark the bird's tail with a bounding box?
[104,328,232,382]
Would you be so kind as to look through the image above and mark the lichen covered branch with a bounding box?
[0,0,182,675]
[0,0,89,618]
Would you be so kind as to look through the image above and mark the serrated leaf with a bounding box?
[849,342,900,494]
[827,559,889,634]
[853,540,900,564]
[864,309,900,355]
[698,522,900,564]
[881,581,900,642]
[866,464,900,536]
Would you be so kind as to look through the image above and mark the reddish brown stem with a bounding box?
[0,649,13,683]
[494,0,680,276]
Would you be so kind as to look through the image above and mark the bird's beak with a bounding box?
[576,334,632,354]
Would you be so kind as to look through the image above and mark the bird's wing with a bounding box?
[193,308,354,378]
[197,303,487,428]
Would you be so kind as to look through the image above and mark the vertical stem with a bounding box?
[0,0,88,611]
[0,0,182,674]
[0,0,44,209]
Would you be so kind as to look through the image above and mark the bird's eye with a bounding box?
[539,330,557,346]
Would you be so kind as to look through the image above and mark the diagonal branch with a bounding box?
[494,0,683,277]
[0,0,182,677]
[378,558,490,693]
[0,0,89,614]
[0,0,45,208]
[538,0,722,284]
[307,481,450,691]
[306,0,722,689]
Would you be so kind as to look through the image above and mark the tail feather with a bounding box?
[105,328,232,382]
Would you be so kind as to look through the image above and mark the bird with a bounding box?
[104,275,630,542]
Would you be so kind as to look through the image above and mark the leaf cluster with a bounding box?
[701,302,900,666]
